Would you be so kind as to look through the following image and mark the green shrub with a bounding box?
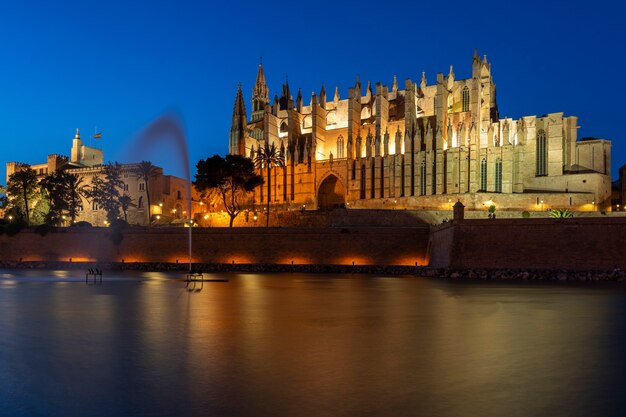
[549,209,573,219]
[521,211,530,218]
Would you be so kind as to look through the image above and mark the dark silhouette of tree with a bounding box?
[254,142,285,226]
[194,154,263,227]
[6,164,38,226]
[85,162,124,224]
[119,195,134,222]
[65,173,86,224]
[0,185,7,211]
[39,171,86,225]
[133,161,158,224]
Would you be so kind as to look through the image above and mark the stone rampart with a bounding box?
[0,226,430,267]
[430,217,626,270]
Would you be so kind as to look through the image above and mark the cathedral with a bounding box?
[230,51,611,212]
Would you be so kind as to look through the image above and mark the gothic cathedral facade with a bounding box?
[229,51,611,212]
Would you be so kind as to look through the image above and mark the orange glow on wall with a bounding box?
[393,256,428,266]
[277,256,311,265]
[334,256,373,265]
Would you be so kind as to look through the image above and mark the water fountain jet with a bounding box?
[126,113,193,271]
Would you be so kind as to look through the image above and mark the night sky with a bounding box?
[1,0,624,183]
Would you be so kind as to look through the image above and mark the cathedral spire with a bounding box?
[319,84,326,108]
[251,61,269,121]
[229,83,248,155]
[392,75,398,93]
[334,86,340,102]
[296,88,303,112]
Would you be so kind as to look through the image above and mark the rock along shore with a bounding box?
[1,261,626,282]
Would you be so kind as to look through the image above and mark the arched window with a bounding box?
[360,164,366,199]
[280,122,288,133]
[337,135,344,159]
[351,160,356,180]
[536,129,547,176]
[462,86,470,112]
[370,159,376,199]
[480,158,487,191]
[420,160,427,196]
[431,160,437,194]
[495,159,502,193]
[138,196,144,209]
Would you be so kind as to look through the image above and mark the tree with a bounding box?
[133,161,158,224]
[40,171,86,226]
[65,173,86,224]
[85,162,124,224]
[0,184,7,211]
[119,195,134,222]
[39,171,67,225]
[6,164,39,226]
[254,142,285,226]
[194,154,263,227]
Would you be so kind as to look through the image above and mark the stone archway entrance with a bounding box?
[317,174,345,210]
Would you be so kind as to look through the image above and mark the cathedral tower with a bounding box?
[251,62,269,122]
[229,83,248,156]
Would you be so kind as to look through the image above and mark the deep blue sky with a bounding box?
[1,0,624,182]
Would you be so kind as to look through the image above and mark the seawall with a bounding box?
[0,226,430,267]
[429,217,626,270]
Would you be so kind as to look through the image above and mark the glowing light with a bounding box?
[203,214,209,220]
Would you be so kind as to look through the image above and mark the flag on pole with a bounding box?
[93,133,102,139]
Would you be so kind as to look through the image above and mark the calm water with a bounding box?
[1,270,625,417]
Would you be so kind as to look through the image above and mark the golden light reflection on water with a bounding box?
[0,273,625,417]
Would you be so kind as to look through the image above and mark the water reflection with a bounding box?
[0,272,625,416]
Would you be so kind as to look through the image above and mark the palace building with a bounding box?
[230,51,611,212]
[6,129,194,226]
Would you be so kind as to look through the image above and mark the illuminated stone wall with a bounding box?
[0,226,430,267]
[430,218,626,270]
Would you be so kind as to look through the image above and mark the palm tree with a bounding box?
[254,142,285,226]
[6,164,38,226]
[119,195,134,222]
[133,161,158,225]
[65,173,87,224]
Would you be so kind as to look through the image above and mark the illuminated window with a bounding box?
[462,86,470,112]
[360,164,366,199]
[370,159,375,199]
[536,129,547,176]
[480,158,487,191]
[420,160,426,196]
[495,159,502,193]
[92,202,99,211]
[431,160,436,194]
[337,135,344,159]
